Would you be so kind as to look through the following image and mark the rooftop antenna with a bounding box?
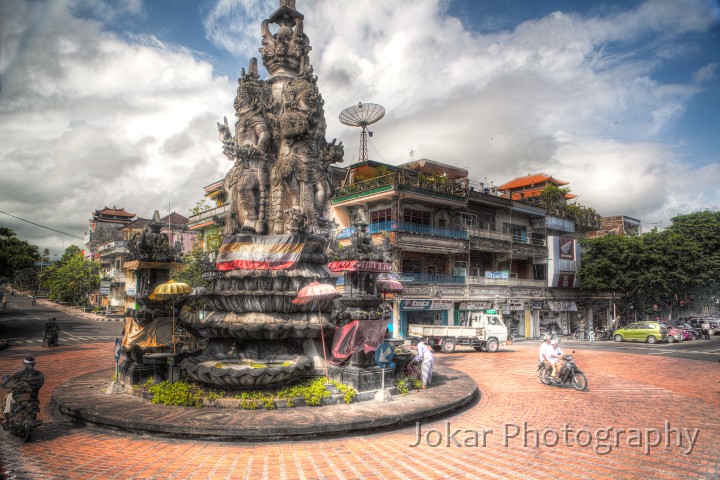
[339,102,385,163]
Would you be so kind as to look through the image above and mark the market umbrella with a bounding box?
[292,281,339,383]
[149,280,193,353]
[377,278,403,306]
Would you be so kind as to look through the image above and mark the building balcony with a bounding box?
[337,221,468,241]
[399,272,466,284]
[98,240,128,257]
[333,173,468,207]
[188,204,230,230]
[466,276,547,288]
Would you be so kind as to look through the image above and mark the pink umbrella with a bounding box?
[293,281,339,382]
[376,279,403,293]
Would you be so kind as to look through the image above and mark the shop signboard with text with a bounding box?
[401,299,454,310]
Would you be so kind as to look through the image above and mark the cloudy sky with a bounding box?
[1,0,719,256]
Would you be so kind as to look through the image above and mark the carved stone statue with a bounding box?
[220,58,274,235]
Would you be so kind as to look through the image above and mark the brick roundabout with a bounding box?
[1,341,719,479]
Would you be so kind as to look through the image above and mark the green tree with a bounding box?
[579,210,717,319]
[0,227,39,284]
[41,246,101,304]
[539,184,570,212]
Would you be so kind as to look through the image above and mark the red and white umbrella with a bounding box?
[292,281,339,382]
[291,281,339,305]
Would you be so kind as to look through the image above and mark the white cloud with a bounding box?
[0,0,718,254]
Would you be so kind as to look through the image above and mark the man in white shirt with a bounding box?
[539,336,552,375]
[547,339,564,380]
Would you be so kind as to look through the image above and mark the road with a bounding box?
[1,297,719,479]
[0,293,123,347]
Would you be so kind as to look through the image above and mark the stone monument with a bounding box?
[179,0,345,387]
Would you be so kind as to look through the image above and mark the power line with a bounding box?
[0,209,84,240]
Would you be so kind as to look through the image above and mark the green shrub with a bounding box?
[146,380,203,407]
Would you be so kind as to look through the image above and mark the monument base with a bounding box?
[330,365,395,393]
[118,359,156,386]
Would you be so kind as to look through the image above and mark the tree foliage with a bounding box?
[0,227,39,283]
[579,211,718,318]
[41,246,101,304]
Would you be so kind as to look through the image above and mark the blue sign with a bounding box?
[114,338,122,363]
[374,342,395,368]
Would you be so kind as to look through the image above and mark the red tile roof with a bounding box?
[93,207,136,217]
[497,173,569,191]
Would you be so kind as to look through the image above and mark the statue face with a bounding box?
[296,88,318,112]
[236,88,256,113]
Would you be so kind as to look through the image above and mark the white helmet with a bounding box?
[550,339,559,345]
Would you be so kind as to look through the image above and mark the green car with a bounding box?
[612,322,668,344]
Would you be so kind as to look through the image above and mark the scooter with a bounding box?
[1,377,42,442]
[537,352,588,391]
[42,330,59,347]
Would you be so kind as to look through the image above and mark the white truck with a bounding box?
[408,312,508,353]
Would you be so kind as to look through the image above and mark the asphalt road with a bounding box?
[0,293,123,347]
[2,292,719,362]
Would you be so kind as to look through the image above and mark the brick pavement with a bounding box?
[1,341,719,479]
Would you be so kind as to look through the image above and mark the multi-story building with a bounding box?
[586,215,642,237]
[187,161,632,339]
[84,208,197,313]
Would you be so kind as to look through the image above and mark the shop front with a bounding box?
[455,301,494,326]
[542,300,578,335]
[399,299,454,337]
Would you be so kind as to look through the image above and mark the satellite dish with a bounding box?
[339,102,385,163]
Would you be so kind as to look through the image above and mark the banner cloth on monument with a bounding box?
[216,234,308,271]
[329,319,388,364]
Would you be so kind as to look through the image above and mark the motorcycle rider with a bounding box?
[44,317,60,346]
[539,335,552,374]
[548,339,565,380]
[2,356,44,425]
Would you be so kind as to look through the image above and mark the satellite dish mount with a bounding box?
[339,102,385,163]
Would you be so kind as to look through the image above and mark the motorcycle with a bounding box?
[43,330,59,347]
[537,352,588,391]
[1,376,42,442]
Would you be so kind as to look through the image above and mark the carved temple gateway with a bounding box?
[169,0,394,390]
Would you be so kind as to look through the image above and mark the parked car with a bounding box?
[685,317,720,336]
[672,321,701,340]
[660,323,689,343]
[613,322,667,344]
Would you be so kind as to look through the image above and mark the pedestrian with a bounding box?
[412,340,434,389]
[588,328,595,342]
[701,321,710,340]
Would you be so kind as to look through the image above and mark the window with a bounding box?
[371,208,391,224]
[460,212,478,229]
[402,259,422,273]
[403,208,430,225]
[503,223,527,242]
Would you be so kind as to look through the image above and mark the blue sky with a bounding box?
[1,0,719,255]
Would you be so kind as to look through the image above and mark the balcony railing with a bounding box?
[466,227,512,242]
[188,204,230,227]
[337,221,468,240]
[466,276,546,288]
[98,241,128,257]
[511,235,547,246]
[399,273,466,284]
[334,172,467,200]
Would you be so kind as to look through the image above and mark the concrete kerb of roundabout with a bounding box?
[50,366,479,441]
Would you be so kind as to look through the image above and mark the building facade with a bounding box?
[187,160,632,339]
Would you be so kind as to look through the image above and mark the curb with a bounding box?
[51,366,479,441]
